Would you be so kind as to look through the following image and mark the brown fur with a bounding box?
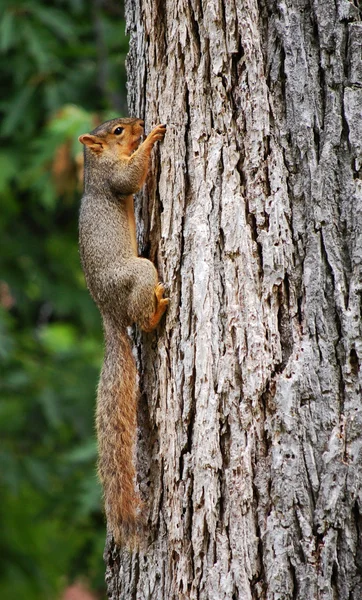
[78,117,169,545]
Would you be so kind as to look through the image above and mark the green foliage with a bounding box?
[0,0,128,597]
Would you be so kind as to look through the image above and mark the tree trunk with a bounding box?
[105,1,362,598]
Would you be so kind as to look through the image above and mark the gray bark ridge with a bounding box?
[104,1,362,599]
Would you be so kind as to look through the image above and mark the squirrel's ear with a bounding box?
[78,134,105,153]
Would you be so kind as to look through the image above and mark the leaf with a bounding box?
[1,85,36,136]
[38,387,61,428]
[22,21,49,70]
[0,152,18,192]
[30,6,76,42]
[24,457,49,490]
[76,473,102,517]
[0,10,15,51]
[39,323,77,354]
[65,440,98,464]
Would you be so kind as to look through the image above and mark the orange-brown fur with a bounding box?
[78,117,168,545]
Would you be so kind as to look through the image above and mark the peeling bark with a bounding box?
[105,1,362,598]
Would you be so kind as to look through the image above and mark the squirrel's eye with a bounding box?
[114,127,124,135]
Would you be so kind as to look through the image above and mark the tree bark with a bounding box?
[105,1,362,598]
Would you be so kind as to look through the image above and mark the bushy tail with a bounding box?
[96,320,140,545]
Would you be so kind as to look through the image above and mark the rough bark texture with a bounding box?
[105,1,362,598]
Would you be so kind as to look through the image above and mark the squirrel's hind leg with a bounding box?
[141,283,169,332]
[126,258,169,331]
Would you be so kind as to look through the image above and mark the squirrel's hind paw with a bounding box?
[141,283,169,332]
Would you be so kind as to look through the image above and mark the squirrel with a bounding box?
[78,117,169,545]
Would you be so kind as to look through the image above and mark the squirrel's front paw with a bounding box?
[148,124,167,143]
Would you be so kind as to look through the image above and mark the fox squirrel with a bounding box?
[78,117,169,545]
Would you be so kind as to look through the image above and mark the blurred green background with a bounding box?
[0,1,128,597]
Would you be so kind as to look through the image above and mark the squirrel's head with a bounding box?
[78,117,144,159]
